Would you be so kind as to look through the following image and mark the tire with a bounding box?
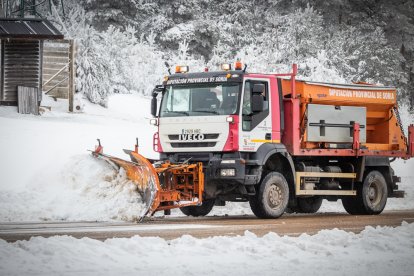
[342,170,388,215]
[249,172,289,219]
[179,206,193,216]
[342,195,363,215]
[179,199,215,217]
[296,196,323,213]
[285,206,299,214]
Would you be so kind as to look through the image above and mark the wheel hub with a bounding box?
[268,185,282,207]
[368,186,377,200]
[367,181,381,206]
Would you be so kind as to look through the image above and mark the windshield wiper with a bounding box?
[163,111,190,116]
[194,110,220,114]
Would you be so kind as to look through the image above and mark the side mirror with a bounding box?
[251,94,264,113]
[154,84,165,91]
[151,85,165,117]
[151,96,157,117]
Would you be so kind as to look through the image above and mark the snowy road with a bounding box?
[1,210,413,242]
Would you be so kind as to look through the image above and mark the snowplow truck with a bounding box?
[93,63,414,220]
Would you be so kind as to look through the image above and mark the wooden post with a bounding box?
[68,39,75,112]
[38,40,43,103]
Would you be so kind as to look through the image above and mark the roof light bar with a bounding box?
[175,65,189,73]
[221,63,231,71]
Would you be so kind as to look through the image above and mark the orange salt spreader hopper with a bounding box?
[280,79,409,154]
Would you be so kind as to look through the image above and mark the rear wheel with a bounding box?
[249,172,289,218]
[342,170,387,215]
[180,199,215,217]
[342,194,363,214]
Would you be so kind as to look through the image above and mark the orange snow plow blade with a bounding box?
[91,139,204,221]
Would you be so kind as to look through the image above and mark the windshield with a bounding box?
[160,83,241,117]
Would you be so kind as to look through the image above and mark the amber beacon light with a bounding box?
[175,65,189,73]
[235,60,243,70]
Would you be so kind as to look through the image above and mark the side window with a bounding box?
[242,82,251,116]
[242,80,270,131]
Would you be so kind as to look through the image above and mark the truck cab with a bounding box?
[151,64,286,209]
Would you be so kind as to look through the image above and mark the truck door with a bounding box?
[239,78,273,152]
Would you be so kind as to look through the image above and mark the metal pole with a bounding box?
[68,39,75,112]
[291,63,297,99]
[31,0,36,16]
[20,0,24,17]
[60,0,64,16]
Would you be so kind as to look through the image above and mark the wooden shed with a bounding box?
[0,18,63,106]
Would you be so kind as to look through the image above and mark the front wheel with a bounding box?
[180,199,215,217]
[296,196,323,213]
[249,172,289,219]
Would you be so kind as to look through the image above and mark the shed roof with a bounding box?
[0,18,64,40]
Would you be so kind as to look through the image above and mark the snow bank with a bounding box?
[0,155,146,221]
[0,94,155,222]
[1,222,413,275]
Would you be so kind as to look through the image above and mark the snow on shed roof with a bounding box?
[0,18,63,40]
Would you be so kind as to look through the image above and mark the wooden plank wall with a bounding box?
[1,40,42,104]
[42,41,69,99]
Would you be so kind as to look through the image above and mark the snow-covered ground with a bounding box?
[0,222,413,275]
[1,94,413,275]
[0,94,413,221]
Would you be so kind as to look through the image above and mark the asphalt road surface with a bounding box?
[1,210,413,242]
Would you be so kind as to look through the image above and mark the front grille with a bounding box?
[168,133,219,140]
[170,142,217,148]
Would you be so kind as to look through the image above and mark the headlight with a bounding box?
[220,168,236,177]
[226,116,234,123]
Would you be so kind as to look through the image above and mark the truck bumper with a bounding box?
[206,157,260,185]
[160,152,260,185]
